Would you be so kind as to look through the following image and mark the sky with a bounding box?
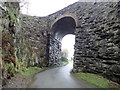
[20,0,78,16]
[61,35,75,59]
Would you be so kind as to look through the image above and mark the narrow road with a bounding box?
[29,61,97,88]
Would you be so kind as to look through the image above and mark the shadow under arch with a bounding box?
[51,16,76,40]
[47,16,76,66]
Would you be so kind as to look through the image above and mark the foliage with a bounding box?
[61,57,68,62]
[14,47,41,77]
[5,63,15,78]
[1,2,40,82]
[7,7,23,29]
[17,66,41,77]
[17,17,23,29]
[61,49,69,58]
[7,8,16,24]
[76,72,116,88]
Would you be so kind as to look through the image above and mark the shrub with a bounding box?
[61,57,68,62]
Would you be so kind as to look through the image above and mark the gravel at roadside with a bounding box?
[3,74,31,88]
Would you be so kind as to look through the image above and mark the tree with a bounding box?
[61,49,69,58]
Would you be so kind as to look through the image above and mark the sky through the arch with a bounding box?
[61,35,75,59]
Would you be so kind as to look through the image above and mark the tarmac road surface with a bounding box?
[29,61,97,88]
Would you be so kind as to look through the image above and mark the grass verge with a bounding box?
[18,66,42,77]
[61,61,69,65]
[75,72,120,88]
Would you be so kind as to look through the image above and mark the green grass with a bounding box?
[76,73,112,88]
[18,67,41,77]
[61,61,69,65]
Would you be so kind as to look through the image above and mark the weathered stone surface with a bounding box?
[47,2,120,83]
[1,2,23,85]
[18,1,120,84]
[2,1,120,84]
[48,37,61,66]
[70,2,120,84]
[22,16,48,66]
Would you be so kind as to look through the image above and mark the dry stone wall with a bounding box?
[48,2,120,83]
[48,36,61,66]
[1,2,21,81]
[1,2,47,86]
[73,2,120,83]
[22,16,49,66]
[1,2,26,85]
[2,1,120,84]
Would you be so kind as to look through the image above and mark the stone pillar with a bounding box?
[48,35,61,66]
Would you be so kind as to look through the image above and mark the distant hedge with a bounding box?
[61,57,68,62]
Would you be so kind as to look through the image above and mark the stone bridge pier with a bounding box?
[23,1,120,83]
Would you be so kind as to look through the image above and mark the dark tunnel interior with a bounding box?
[51,17,76,40]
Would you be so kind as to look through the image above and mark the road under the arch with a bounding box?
[29,62,97,88]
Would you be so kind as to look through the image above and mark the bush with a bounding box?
[61,57,68,62]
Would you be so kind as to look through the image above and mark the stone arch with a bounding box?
[48,16,77,66]
[51,14,78,28]
[51,16,77,40]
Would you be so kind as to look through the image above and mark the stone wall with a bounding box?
[0,3,3,89]
[48,2,120,83]
[1,2,21,81]
[22,16,62,66]
[73,2,120,83]
[1,2,46,86]
[22,16,49,66]
[48,36,61,66]
[22,1,120,83]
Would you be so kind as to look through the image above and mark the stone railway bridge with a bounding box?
[1,1,120,84]
[23,1,120,83]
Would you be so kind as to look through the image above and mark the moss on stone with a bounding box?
[7,8,16,23]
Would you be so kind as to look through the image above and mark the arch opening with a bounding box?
[51,16,76,40]
[48,16,76,66]
[61,34,75,67]
[61,34,75,60]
